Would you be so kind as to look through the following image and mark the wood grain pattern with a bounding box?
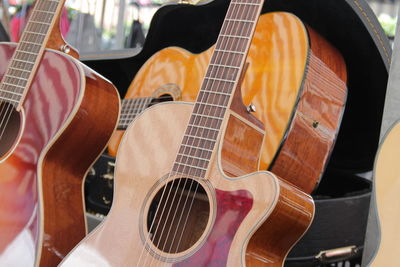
[107,12,308,172]
[108,12,347,193]
[46,12,79,59]
[38,62,119,267]
[0,44,119,266]
[369,121,400,267]
[60,101,314,267]
[270,26,347,193]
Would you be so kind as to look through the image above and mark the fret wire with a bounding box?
[3,78,26,89]
[33,9,54,15]
[13,59,35,65]
[2,82,26,90]
[0,86,24,96]
[209,63,240,70]
[174,160,208,171]
[177,153,210,163]
[191,113,224,121]
[5,74,28,81]
[20,40,42,46]
[174,0,263,175]
[0,0,61,104]
[220,34,250,39]
[24,30,47,37]
[187,124,219,132]
[204,76,235,83]
[180,144,213,153]
[8,67,31,73]
[184,134,216,143]
[15,50,38,57]
[0,95,19,104]
[27,20,51,26]
[226,18,254,23]
[214,49,245,55]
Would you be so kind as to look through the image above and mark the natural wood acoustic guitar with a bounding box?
[108,11,347,194]
[61,5,344,267]
[0,0,119,266]
[369,121,400,266]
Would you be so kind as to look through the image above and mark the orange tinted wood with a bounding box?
[108,12,309,170]
[270,27,347,193]
[60,102,314,266]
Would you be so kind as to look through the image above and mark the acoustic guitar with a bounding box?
[61,4,324,266]
[368,121,400,266]
[108,12,347,194]
[0,0,119,266]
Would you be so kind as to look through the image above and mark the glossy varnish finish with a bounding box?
[0,43,119,266]
[370,121,400,267]
[107,12,308,172]
[60,102,314,266]
[270,27,347,193]
[108,12,347,193]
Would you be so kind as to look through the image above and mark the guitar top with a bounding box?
[108,12,347,193]
[0,0,120,266]
[60,9,318,266]
[369,121,400,267]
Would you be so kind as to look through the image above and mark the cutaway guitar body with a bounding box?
[0,43,119,266]
[61,102,314,266]
[109,12,347,193]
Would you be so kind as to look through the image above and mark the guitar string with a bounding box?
[137,8,238,264]
[137,0,258,263]
[143,0,256,265]
[161,1,251,257]
[119,97,151,127]
[167,0,258,259]
[119,95,173,127]
[155,1,256,264]
[0,0,58,140]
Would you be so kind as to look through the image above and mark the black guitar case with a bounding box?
[82,0,390,266]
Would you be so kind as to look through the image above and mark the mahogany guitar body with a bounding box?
[61,102,314,266]
[0,43,119,266]
[109,12,347,193]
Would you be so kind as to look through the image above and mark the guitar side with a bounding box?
[61,102,314,266]
[0,43,120,266]
[369,121,400,266]
[108,12,347,193]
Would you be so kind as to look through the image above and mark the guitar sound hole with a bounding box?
[0,102,22,159]
[147,178,210,254]
[149,94,173,106]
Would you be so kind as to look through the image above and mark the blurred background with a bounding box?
[0,0,398,53]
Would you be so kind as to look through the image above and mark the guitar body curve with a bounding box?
[0,43,120,266]
[369,121,400,266]
[109,12,347,193]
[61,102,314,266]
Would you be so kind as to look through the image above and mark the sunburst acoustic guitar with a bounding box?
[61,3,345,266]
[368,120,400,267]
[0,0,120,266]
[108,11,347,194]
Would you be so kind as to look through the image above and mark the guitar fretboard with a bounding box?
[118,98,153,130]
[172,0,264,178]
[0,0,63,107]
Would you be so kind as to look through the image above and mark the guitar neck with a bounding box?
[118,97,154,130]
[172,0,265,178]
[0,0,65,110]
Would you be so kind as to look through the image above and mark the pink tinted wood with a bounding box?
[174,189,253,266]
[0,43,81,266]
